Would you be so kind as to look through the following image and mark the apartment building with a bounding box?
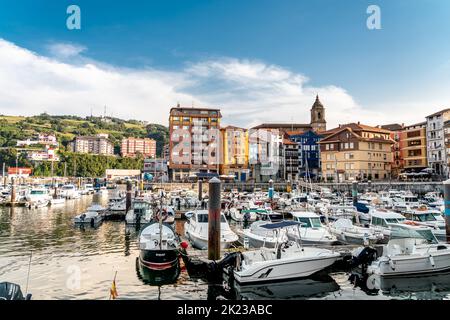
[220,126,249,182]
[168,105,222,181]
[121,137,156,158]
[282,137,300,181]
[426,109,450,178]
[401,122,428,172]
[287,130,323,179]
[319,123,394,182]
[71,133,114,155]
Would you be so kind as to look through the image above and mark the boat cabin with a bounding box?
[370,210,406,227]
[291,212,323,229]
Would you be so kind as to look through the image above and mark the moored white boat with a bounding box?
[232,221,340,284]
[288,211,339,245]
[184,210,239,250]
[367,224,450,277]
[329,218,384,245]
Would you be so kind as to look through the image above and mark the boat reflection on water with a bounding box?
[231,274,340,300]
[352,271,450,299]
[135,257,181,287]
[377,272,450,299]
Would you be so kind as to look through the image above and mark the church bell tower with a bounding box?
[310,95,326,132]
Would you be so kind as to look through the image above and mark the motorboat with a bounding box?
[242,220,289,248]
[403,208,446,242]
[184,210,239,250]
[230,207,266,222]
[155,206,175,224]
[366,209,407,239]
[25,185,51,203]
[80,183,95,195]
[329,218,385,245]
[125,200,153,225]
[59,184,80,199]
[138,222,180,272]
[74,210,103,226]
[26,199,49,209]
[231,221,341,284]
[366,224,450,277]
[108,194,127,212]
[287,211,339,245]
[50,196,66,205]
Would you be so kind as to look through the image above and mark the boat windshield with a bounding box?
[296,217,322,228]
[30,190,46,195]
[386,218,405,224]
[390,226,438,244]
[415,213,436,222]
[197,214,227,223]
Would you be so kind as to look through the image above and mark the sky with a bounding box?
[0,0,449,128]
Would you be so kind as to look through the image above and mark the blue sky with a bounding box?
[0,0,449,127]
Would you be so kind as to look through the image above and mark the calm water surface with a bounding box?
[1,193,450,300]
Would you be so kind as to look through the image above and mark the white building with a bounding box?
[426,108,450,178]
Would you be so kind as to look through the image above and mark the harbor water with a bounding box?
[1,192,450,300]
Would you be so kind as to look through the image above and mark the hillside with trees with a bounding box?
[0,113,169,177]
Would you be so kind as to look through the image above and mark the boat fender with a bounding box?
[429,255,435,267]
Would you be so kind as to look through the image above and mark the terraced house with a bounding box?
[318,123,394,182]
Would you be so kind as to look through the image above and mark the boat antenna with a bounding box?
[25,250,32,295]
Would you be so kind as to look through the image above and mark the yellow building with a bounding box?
[319,123,394,182]
[220,126,250,181]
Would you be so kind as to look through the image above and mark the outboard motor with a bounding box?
[349,246,378,269]
[0,282,32,300]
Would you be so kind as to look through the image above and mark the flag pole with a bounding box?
[109,270,118,300]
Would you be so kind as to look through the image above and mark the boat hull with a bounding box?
[371,251,450,277]
[234,254,340,284]
[139,249,180,271]
[185,231,236,250]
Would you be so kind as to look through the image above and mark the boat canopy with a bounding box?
[260,221,302,230]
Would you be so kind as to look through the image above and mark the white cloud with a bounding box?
[0,38,443,128]
[47,43,87,58]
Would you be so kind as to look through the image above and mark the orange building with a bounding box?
[121,137,156,158]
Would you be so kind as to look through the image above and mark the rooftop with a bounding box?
[426,108,450,118]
